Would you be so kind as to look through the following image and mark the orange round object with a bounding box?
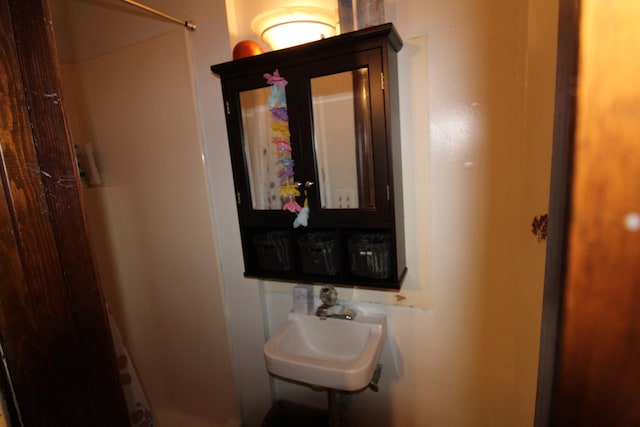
[232,40,264,60]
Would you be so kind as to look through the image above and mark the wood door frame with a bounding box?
[0,0,129,424]
[534,0,579,424]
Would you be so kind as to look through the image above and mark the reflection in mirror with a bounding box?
[240,87,286,210]
[311,68,375,209]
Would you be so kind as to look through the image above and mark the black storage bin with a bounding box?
[298,232,341,275]
[253,231,293,271]
[348,233,392,279]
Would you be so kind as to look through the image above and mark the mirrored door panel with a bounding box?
[311,68,376,210]
[240,86,292,210]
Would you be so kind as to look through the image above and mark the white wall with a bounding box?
[218,0,558,426]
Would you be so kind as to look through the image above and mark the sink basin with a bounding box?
[264,311,386,391]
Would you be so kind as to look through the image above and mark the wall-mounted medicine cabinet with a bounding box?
[211,23,406,289]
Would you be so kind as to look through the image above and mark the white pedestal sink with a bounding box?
[264,311,386,391]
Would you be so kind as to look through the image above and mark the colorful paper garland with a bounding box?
[264,69,301,214]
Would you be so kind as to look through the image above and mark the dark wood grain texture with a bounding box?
[0,0,129,424]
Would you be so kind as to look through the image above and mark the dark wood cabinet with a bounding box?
[212,23,406,289]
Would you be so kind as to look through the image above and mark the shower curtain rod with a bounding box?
[122,0,197,31]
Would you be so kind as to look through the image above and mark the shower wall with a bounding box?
[57,26,240,427]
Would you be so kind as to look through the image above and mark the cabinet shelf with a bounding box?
[212,23,406,289]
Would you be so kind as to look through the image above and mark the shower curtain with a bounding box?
[241,89,281,210]
[108,309,154,427]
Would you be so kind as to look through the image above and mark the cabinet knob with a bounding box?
[295,181,315,189]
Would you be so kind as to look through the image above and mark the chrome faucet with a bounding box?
[316,285,356,320]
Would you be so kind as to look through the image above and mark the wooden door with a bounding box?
[536,0,640,425]
[0,0,129,425]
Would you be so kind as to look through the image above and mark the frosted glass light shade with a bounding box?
[251,7,337,50]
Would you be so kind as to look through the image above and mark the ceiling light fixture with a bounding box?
[251,7,337,51]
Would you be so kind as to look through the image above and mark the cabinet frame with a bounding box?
[212,23,406,289]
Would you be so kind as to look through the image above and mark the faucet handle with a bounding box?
[319,285,337,306]
[316,305,329,319]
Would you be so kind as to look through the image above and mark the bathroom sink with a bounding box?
[263,312,386,391]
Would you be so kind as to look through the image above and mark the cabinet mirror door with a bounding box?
[239,85,294,211]
[310,67,377,210]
